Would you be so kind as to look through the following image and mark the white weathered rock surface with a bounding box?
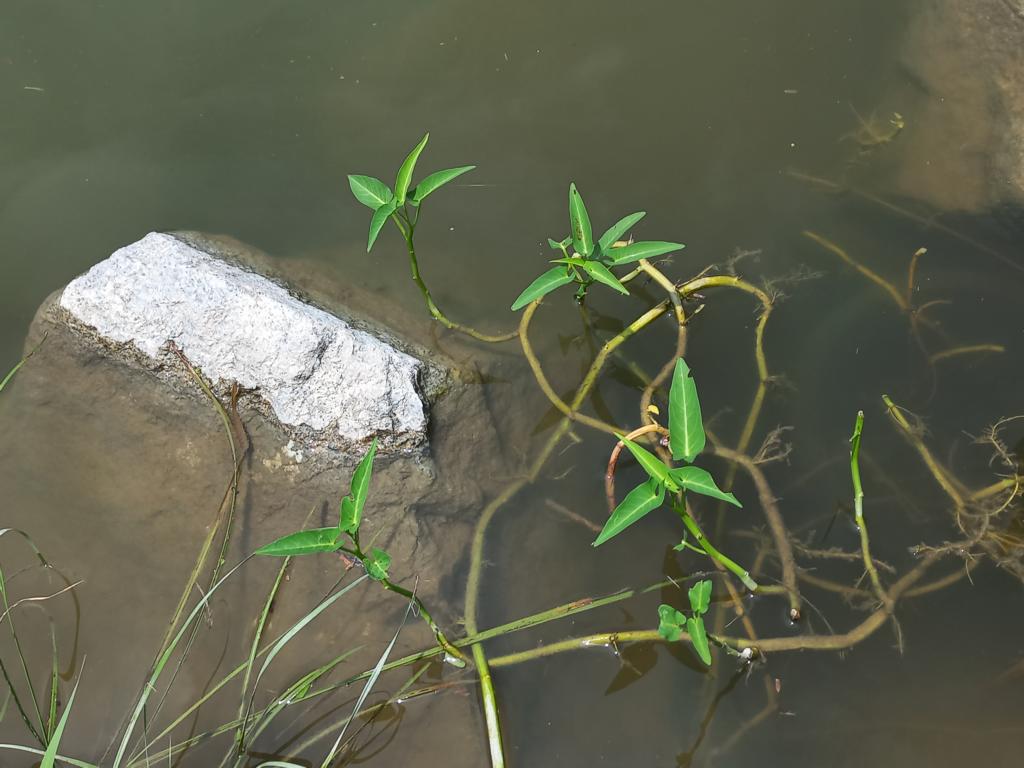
[59,232,426,447]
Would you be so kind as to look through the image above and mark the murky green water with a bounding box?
[2,0,1023,765]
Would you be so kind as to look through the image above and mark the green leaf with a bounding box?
[686,616,712,665]
[593,478,666,546]
[605,241,685,266]
[394,133,429,205]
[365,548,391,581]
[668,358,705,462]
[550,256,588,267]
[255,528,343,557]
[580,261,629,296]
[41,669,80,768]
[547,236,571,251]
[618,434,680,492]
[410,165,475,204]
[568,183,594,257]
[340,439,378,534]
[657,604,685,643]
[511,267,574,310]
[688,579,713,616]
[668,465,741,508]
[598,211,646,253]
[367,199,398,252]
[348,175,394,210]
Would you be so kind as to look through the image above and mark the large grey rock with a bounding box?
[59,232,427,453]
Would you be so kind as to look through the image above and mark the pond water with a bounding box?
[2,0,1023,766]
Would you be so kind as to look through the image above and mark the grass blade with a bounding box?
[239,575,368,752]
[319,599,413,768]
[41,664,81,768]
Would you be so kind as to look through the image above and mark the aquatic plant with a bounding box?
[1,131,1022,768]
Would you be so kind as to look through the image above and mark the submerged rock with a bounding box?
[893,0,1024,216]
[59,231,429,455]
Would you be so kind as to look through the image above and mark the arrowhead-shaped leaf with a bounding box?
[255,528,344,557]
[688,579,712,616]
[366,548,391,581]
[339,439,378,533]
[618,435,680,492]
[669,358,705,462]
[411,165,475,204]
[668,466,741,507]
[598,211,646,253]
[511,267,574,310]
[686,616,712,665]
[605,241,685,266]
[568,183,594,257]
[593,478,666,546]
[348,175,394,210]
[580,261,629,296]
[367,199,398,252]
[394,133,429,205]
[547,236,571,251]
[657,604,685,642]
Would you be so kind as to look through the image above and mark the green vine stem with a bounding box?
[850,411,893,613]
[391,211,518,344]
[673,500,759,592]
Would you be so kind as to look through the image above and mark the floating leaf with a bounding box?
[366,548,391,581]
[598,211,646,254]
[618,434,679,492]
[580,261,629,296]
[367,199,398,252]
[411,165,475,204]
[657,604,685,643]
[668,466,741,507]
[688,579,712,616]
[255,528,342,557]
[568,183,594,257]
[593,478,666,546]
[348,175,394,210]
[339,439,378,534]
[511,267,574,310]
[668,358,705,462]
[394,133,430,205]
[605,241,685,267]
[686,616,712,665]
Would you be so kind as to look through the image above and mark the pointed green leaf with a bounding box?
[686,616,712,665]
[669,358,705,462]
[550,256,588,267]
[41,669,80,768]
[598,211,646,253]
[511,267,574,310]
[580,261,629,296]
[410,165,475,204]
[394,133,429,205]
[339,439,378,533]
[255,528,343,557]
[348,175,394,210]
[657,604,685,642]
[547,236,571,251]
[688,579,713,616]
[568,183,594,257]
[618,434,680,492]
[592,479,666,546]
[367,199,398,252]
[668,465,741,507]
[605,241,685,266]
[366,548,391,581]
